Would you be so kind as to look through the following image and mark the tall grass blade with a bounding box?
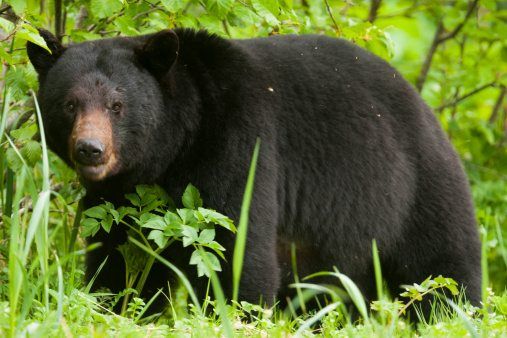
[291,242,306,313]
[333,267,369,322]
[135,289,163,323]
[55,254,64,329]
[68,199,84,253]
[84,256,108,293]
[295,302,339,337]
[8,167,27,335]
[480,227,489,310]
[32,91,51,310]
[445,297,479,338]
[372,239,383,301]
[494,217,507,268]
[232,138,260,302]
[0,87,10,143]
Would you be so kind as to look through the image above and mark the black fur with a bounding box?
[27,29,481,311]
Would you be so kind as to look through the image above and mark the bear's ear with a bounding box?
[26,29,65,76]
[136,29,179,78]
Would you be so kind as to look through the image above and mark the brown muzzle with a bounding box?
[69,110,118,181]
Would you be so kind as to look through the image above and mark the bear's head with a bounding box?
[26,29,190,187]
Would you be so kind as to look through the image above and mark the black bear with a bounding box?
[27,28,481,311]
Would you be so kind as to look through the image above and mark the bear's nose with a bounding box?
[74,139,105,165]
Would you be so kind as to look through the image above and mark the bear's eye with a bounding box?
[65,102,75,113]
[111,102,122,114]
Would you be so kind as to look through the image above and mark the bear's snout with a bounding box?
[69,109,119,181]
[74,138,105,166]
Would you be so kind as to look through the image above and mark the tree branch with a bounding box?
[55,0,63,41]
[415,22,443,92]
[0,4,19,23]
[437,0,479,43]
[0,4,11,15]
[489,85,506,123]
[415,0,479,92]
[367,0,382,23]
[436,81,497,111]
[324,0,341,35]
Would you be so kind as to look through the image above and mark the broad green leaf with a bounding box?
[252,0,280,26]
[21,140,42,166]
[177,208,198,226]
[16,24,50,52]
[84,206,107,220]
[8,0,27,15]
[10,124,37,141]
[198,207,236,231]
[90,0,123,19]
[148,230,169,249]
[198,229,215,244]
[204,241,226,259]
[118,206,138,220]
[205,0,235,18]
[110,209,120,223]
[189,250,222,277]
[182,225,199,247]
[160,0,185,12]
[125,193,141,207]
[81,218,100,237]
[101,214,114,233]
[204,251,221,272]
[182,183,203,209]
[141,216,166,230]
[5,148,23,171]
[164,211,182,227]
[0,17,15,32]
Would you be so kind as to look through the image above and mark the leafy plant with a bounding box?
[81,183,236,313]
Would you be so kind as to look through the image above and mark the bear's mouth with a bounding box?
[76,164,108,181]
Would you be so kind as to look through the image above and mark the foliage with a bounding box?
[0,0,506,336]
[84,183,234,276]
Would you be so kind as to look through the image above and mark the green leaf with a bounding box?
[141,215,166,230]
[177,208,198,226]
[110,209,120,223]
[205,0,235,18]
[198,207,236,231]
[8,0,27,15]
[251,0,280,26]
[90,0,123,19]
[21,140,42,166]
[160,0,186,12]
[0,17,15,32]
[10,124,37,141]
[182,225,199,247]
[148,230,169,249]
[118,206,138,220]
[125,193,141,207]
[81,218,100,237]
[203,251,221,272]
[164,211,182,227]
[182,184,203,209]
[16,24,50,52]
[198,229,215,244]
[5,148,23,172]
[101,214,114,233]
[204,241,226,259]
[189,250,222,277]
[84,206,108,220]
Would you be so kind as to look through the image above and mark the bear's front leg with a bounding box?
[85,226,127,293]
[237,222,281,305]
